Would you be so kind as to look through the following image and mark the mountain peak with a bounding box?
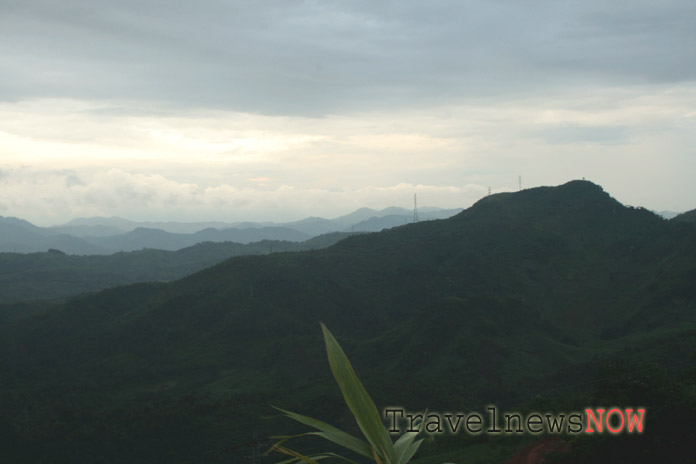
[464,179,618,219]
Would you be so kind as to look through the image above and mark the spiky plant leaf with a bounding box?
[393,432,424,464]
[320,322,396,464]
[271,407,373,459]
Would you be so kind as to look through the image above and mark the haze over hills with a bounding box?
[0,206,462,255]
[0,233,350,303]
[55,217,239,235]
[656,210,683,219]
[57,206,458,235]
[0,219,110,254]
[0,180,694,463]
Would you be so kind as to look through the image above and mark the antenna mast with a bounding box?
[413,193,419,223]
[518,175,522,191]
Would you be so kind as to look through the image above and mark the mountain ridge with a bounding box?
[0,207,462,255]
[0,232,351,303]
[1,180,694,462]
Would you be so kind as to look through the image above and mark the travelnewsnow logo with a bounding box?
[383,407,646,435]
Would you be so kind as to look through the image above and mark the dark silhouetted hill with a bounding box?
[672,208,696,224]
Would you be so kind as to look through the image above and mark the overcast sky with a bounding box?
[1,0,695,225]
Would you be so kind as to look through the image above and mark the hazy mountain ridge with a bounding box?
[85,226,311,252]
[657,210,682,219]
[0,232,351,303]
[59,217,243,235]
[0,207,462,255]
[0,219,111,254]
[58,206,460,235]
[0,181,694,462]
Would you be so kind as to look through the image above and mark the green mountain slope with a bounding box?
[0,233,350,303]
[0,180,694,463]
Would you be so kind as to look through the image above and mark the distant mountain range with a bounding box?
[656,210,683,219]
[1,180,693,462]
[0,206,462,255]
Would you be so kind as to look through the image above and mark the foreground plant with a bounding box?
[267,323,442,464]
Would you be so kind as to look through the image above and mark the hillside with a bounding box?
[0,233,350,303]
[672,208,696,224]
[0,180,694,463]
[0,219,110,254]
[85,226,311,252]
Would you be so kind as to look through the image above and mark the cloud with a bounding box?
[1,82,695,224]
[1,1,694,115]
[532,125,630,145]
[0,166,484,225]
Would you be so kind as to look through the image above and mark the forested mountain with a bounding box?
[672,208,696,224]
[0,233,350,303]
[0,180,693,463]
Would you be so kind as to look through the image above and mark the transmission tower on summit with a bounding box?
[413,193,419,223]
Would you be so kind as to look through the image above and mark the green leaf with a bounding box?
[320,323,396,464]
[393,432,424,464]
[271,406,373,459]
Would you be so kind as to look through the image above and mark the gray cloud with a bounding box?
[0,165,484,225]
[64,173,85,188]
[534,125,630,145]
[1,0,694,115]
